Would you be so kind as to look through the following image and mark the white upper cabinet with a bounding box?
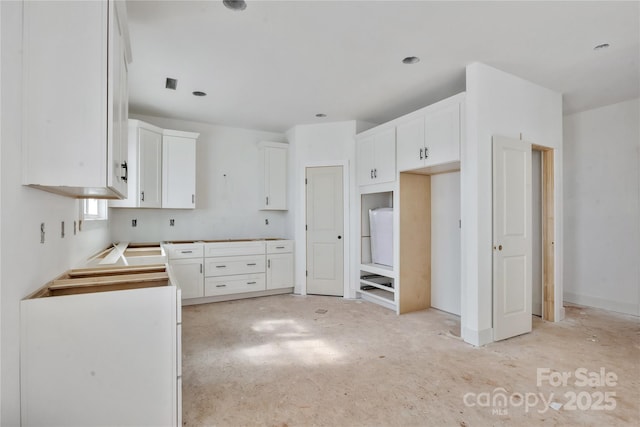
[162,130,199,209]
[357,127,396,186]
[22,0,131,198]
[396,94,463,172]
[260,142,288,210]
[111,120,163,208]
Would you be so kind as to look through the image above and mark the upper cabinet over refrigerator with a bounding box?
[21,0,132,199]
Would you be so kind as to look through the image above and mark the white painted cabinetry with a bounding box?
[397,95,462,172]
[357,127,396,186]
[165,243,204,299]
[111,120,163,208]
[267,241,294,290]
[260,142,288,210]
[22,0,131,198]
[163,130,198,209]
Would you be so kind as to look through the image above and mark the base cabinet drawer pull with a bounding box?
[247,281,257,285]
[216,284,227,288]
[181,250,193,254]
[246,263,257,266]
[276,246,285,249]
[216,265,227,268]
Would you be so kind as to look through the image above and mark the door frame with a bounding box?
[301,161,350,297]
[531,144,556,322]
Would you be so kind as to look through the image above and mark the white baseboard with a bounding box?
[563,292,640,317]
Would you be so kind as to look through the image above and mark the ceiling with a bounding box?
[126,1,639,133]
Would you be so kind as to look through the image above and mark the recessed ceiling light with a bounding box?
[165,77,177,90]
[192,91,207,97]
[402,56,420,65]
[223,0,246,11]
[594,43,610,51]
[315,113,327,118]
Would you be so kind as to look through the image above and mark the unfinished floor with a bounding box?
[182,295,639,426]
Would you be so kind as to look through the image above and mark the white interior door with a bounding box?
[306,166,344,296]
[493,136,532,341]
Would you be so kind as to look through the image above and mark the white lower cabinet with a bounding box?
[169,258,204,299]
[205,255,266,277]
[267,253,294,290]
[205,274,266,296]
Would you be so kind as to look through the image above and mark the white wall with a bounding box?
[286,121,359,296]
[110,114,288,243]
[563,98,640,316]
[462,63,563,345]
[430,171,461,316]
[1,3,111,424]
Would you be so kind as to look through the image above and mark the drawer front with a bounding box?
[205,255,265,277]
[266,240,293,254]
[205,274,266,296]
[165,244,204,260]
[204,241,266,257]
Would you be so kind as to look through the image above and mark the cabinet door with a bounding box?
[357,135,375,186]
[163,135,196,209]
[373,127,396,184]
[138,128,162,208]
[267,253,294,290]
[396,116,425,172]
[170,259,204,299]
[424,102,460,167]
[264,146,288,210]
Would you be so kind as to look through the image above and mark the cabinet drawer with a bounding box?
[205,274,266,296]
[165,244,204,260]
[205,255,265,277]
[266,240,293,254]
[205,241,266,257]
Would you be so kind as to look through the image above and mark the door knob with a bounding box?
[337,235,342,239]
[498,245,503,251]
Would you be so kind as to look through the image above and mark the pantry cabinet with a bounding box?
[162,130,199,209]
[22,0,131,198]
[397,96,462,172]
[260,142,288,210]
[357,127,396,186]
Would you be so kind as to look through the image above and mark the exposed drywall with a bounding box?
[430,171,461,316]
[1,3,111,424]
[463,63,563,345]
[109,114,288,243]
[563,98,640,316]
[286,121,358,297]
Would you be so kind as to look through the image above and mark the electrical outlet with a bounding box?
[132,219,137,227]
[265,218,269,225]
[169,219,175,226]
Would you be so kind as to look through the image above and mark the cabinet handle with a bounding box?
[141,191,145,202]
[216,265,227,268]
[266,196,269,206]
[216,284,227,288]
[374,168,377,178]
[424,147,429,158]
[370,169,373,179]
[121,161,128,182]
[420,148,423,160]
[247,281,257,285]
[247,263,257,266]
[268,259,271,268]
[180,250,193,254]
[200,264,203,274]
[276,246,285,249]
[192,194,195,204]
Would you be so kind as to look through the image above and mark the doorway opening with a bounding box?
[532,145,556,322]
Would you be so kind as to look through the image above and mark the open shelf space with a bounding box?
[356,287,396,311]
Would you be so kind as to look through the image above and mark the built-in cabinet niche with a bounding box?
[356,92,464,315]
[111,120,199,209]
